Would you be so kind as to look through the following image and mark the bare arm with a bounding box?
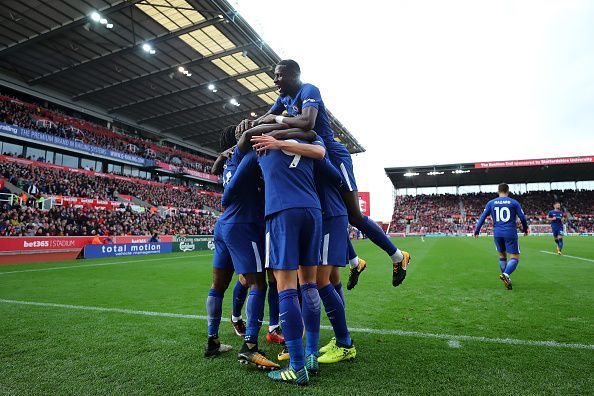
[251,135,325,160]
[267,128,316,142]
[237,123,290,152]
[260,106,318,131]
[211,147,234,176]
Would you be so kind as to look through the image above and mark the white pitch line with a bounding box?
[0,253,213,275]
[1,299,593,351]
[540,251,594,263]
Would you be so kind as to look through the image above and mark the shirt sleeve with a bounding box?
[221,151,257,207]
[474,202,491,235]
[269,96,285,115]
[516,202,528,232]
[300,84,322,110]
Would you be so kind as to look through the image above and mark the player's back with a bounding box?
[257,138,321,216]
[314,154,346,219]
[219,149,264,224]
[488,197,522,237]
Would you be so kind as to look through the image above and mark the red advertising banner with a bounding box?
[0,236,102,253]
[475,155,594,169]
[358,191,371,216]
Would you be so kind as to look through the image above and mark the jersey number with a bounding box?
[494,207,510,222]
[281,139,302,168]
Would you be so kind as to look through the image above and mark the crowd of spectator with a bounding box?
[0,94,214,173]
[390,190,594,234]
[0,203,217,237]
[0,160,222,212]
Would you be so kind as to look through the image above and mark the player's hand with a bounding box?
[221,146,234,159]
[473,233,478,239]
[524,231,529,236]
[251,134,283,153]
[260,114,277,124]
[236,119,254,135]
[265,129,288,139]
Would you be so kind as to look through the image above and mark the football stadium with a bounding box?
[1,1,593,394]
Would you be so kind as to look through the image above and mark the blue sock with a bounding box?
[353,216,398,257]
[558,238,564,251]
[319,284,351,346]
[267,281,280,329]
[244,289,265,345]
[347,238,357,261]
[279,289,304,370]
[334,282,345,307]
[504,259,519,275]
[499,258,507,273]
[232,280,248,318]
[206,288,223,337]
[300,283,321,357]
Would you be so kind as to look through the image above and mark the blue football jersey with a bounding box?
[270,83,335,143]
[548,210,564,228]
[314,148,347,219]
[475,197,528,238]
[219,147,264,224]
[256,138,322,216]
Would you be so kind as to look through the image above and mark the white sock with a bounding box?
[391,249,404,263]
[231,315,242,323]
[503,273,509,278]
[268,324,280,332]
[349,256,359,269]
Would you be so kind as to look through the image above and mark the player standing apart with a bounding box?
[474,183,528,290]
[237,60,411,290]
[547,202,565,255]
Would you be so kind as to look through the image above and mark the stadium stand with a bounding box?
[389,191,594,234]
[0,92,214,173]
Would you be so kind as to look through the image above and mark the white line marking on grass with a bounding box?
[0,254,213,275]
[539,251,594,263]
[1,299,593,351]
[448,340,461,348]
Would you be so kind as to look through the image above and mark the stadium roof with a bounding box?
[0,0,364,155]
[385,155,594,190]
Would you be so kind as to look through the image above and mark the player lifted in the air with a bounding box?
[236,59,411,290]
[547,202,565,255]
[474,183,528,290]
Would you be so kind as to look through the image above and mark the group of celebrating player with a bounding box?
[202,60,411,386]
[202,59,568,386]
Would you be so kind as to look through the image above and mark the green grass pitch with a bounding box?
[1,236,593,395]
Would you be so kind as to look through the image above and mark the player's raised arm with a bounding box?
[474,202,492,237]
[211,146,234,176]
[251,135,325,159]
[221,150,258,207]
[237,123,290,152]
[266,127,317,142]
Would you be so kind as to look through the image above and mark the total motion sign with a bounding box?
[84,243,172,258]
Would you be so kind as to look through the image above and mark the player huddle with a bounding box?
[202,60,411,386]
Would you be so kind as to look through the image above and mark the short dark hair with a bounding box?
[277,59,300,75]
[498,183,509,193]
[219,125,237,152]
